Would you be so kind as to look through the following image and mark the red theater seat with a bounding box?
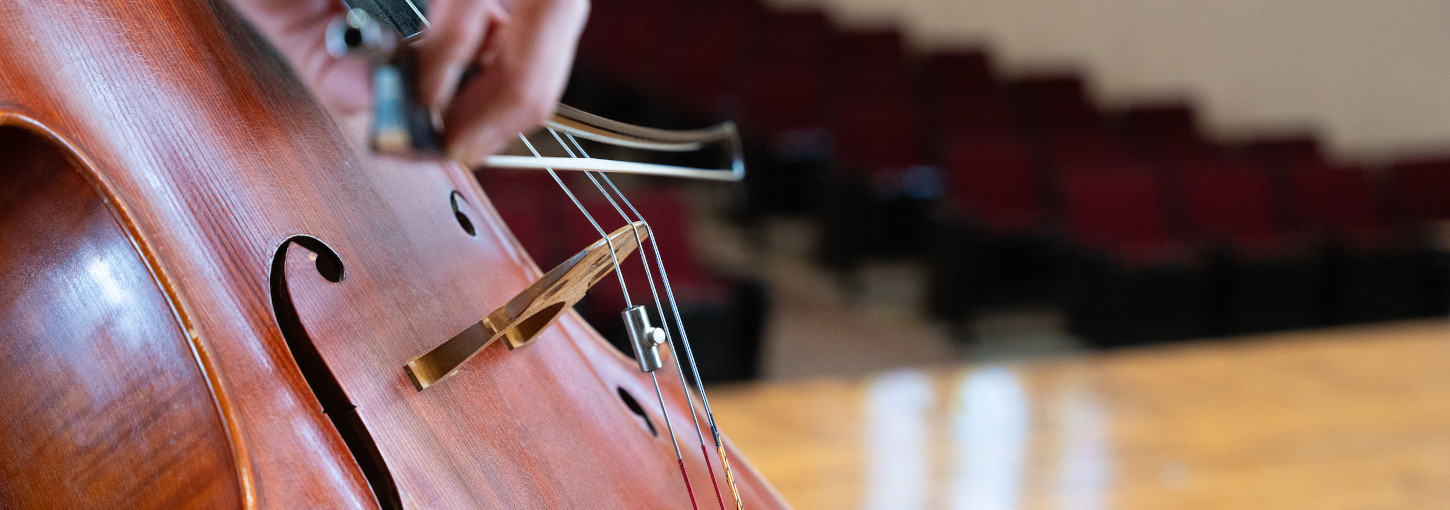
[1120,102,1207,157]
[1286,163,1389,245]
[924,49,1011,137]
[1047,131,1138,176]
[656,3,758,111]
[829,100,925,178]
[926,134,1055,322]
[1245,136,1324,172]
[924,50,997,101]
[834,29,913,101]
[1062,167,1188,263]
[942,134,1044,234]
[1391,157,1450,221]
[1286,163,1430,323]
[1010,74,1101,133]
[1177,161,1323,333]
[1059,168,1211,345]
[1178,162,1286,254]
[738,10,834,132]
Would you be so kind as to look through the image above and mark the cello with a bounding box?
[0,0,786,507]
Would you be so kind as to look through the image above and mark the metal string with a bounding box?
[516,134,631,306]
[563,133,746,510]
[396,5,703,507]
[400,0,430,27]
[548,129,730,510]
[518,133,699,510]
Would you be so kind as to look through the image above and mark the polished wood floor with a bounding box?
[710,320,1450,509]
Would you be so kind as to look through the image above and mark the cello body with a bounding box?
[0,0,784,507]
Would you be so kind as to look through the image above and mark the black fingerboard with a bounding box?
[344,0,428,38]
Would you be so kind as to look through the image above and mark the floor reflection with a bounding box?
[707,321,1450,509]
[1053,380,1110,510]
[864,369,934,510]
[951,367,1030,510]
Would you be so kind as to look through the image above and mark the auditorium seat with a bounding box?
[1390,157,1450,221]
[816,27,933,264]
[941,135,1045,235]
[1009,74,1102,134]
[1287,163,1392,245]
[829,100,926,177]
[1244,135,1325,173]
[1177,160,1322,333]
[1059,166,1211,346]
[740,9,833,132]
[1286,163,1431,323]
[832,29,914,102]
[571,0,1442,351]
[817,99,936,266]
[486,189,558,267]
[655,2,758,113]
[937,100,1016,141]
[736,9,835,216]
[576,0,674,86]
[923,50,1015,141]
[1044,130,1137,174]
[477,171,571,263]
[923,50,998,103]
[1390,157,1450,313]
[926,133,1056,323]
[1119,102,1213,159]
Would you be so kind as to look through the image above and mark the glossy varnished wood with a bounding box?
[0,0,784,507]
[0,125,242,508]
[710,321,1450,509]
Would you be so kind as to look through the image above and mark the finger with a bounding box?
[444,0,590,165]
[417,0,499,109]
[302,40,373,113]
[231,0,372,113]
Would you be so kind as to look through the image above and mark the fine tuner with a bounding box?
[330,5,753,507]
[326,8,727,391]
[0,0,782,505]
[404,222,666,390]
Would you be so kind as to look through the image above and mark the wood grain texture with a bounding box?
[0,0,785,507]
[0,125,242,508]
[709,320,1450,509]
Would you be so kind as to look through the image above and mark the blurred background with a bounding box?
[478,0,1450,507]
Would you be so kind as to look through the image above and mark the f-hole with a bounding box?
[450,191,476,236]
[269,236,402,509]
[617,387,658,437]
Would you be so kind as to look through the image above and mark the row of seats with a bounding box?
[929,77,1450,343]
[565,0,1450,346]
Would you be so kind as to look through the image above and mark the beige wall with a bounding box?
[771,0,1450,162]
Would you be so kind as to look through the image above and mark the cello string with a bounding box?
[518,133,700,510]
[400,0,430,28]
[396,4,699,504]
[547,128,729,510]
[563,133,745,510]
[516,134,631,307]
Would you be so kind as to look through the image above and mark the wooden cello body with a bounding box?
[0,0,783,507]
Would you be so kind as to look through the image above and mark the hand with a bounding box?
[229,0,589,164]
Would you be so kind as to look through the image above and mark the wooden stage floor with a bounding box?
[709,319,1450,509]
